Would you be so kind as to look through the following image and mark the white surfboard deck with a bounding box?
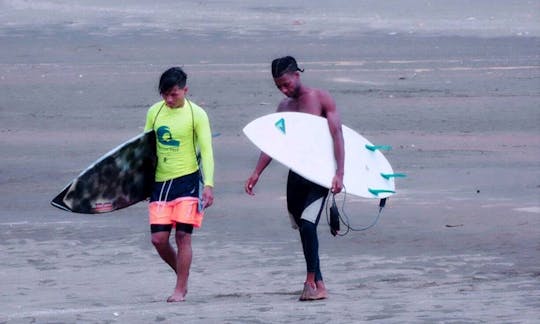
[243,112,396,199]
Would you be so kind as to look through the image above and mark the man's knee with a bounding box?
[299,219,317,235]
[151,234,170,249]
[175,230,192,246]
[150,224,173,246]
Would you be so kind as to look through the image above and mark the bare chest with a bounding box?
[281,95,324,116]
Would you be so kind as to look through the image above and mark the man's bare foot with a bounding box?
[299,282,314,301]
[299,282,327,301]
[315,281,328,299]
[166,290,187,303]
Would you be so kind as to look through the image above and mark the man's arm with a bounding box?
[320,90,345,193]
[245,100,291,195]
[245,152,272,195]
[195,109,215,208]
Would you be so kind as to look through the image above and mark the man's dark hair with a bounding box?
[159,67,187,94]
[271,56,304,78]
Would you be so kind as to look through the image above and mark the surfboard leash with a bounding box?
[326,188,387,236]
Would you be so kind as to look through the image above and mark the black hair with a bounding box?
[271,56,304,78]
[158,67,187,94]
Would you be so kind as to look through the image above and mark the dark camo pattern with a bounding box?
[51,132,156,214]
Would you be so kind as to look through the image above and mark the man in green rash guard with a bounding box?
[144,67,215,302]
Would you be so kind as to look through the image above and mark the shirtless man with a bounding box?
[245,56,345,301]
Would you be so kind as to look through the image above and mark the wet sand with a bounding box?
[1,1,539,323]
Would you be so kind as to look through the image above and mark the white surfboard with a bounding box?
[243,112,399,199]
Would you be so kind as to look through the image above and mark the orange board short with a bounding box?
[149,197,204,228]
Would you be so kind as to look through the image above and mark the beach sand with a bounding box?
[1,1,539,323]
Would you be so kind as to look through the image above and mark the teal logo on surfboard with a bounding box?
[156,126,180,147]
[275,118,286,134]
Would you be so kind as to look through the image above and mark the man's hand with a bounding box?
[245,173,260,195]
[201,186,214,209]
[331,173,344,194]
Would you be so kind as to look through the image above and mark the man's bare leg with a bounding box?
[151,231,177,272]
[167,231,192,302]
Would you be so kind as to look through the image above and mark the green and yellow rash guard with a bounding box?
[144,99,214,187]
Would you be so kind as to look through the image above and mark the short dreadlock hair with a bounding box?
[271,56,304,78]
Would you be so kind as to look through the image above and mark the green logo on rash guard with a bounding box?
[157,126,180,147]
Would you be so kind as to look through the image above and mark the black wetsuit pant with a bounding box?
[287,171,329,282]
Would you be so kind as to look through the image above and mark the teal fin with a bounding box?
[275,118,286,134]
[368,188,396,196]
[365,144,392,152]
[380,173,407,180]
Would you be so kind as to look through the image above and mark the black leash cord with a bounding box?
[326,188,387,236]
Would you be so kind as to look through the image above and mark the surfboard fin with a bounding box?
[365,144,392,152]
[368,188,396,196]
[380,173,407,180]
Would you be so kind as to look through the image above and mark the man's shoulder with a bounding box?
[187,99,203,110]
[301,87,332,103]
[188,100,210,121]
[313,87,332,99]
[188,100,205,113]
[147,100,165,113]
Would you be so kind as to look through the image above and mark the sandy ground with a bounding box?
[1,1,539,323]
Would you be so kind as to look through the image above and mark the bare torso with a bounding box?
[277,87,327,117]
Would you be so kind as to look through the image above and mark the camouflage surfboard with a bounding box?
[51,131,156,214]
